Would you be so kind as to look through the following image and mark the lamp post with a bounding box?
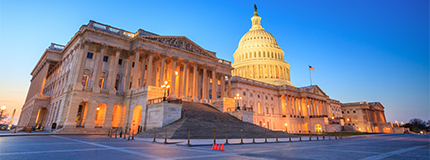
[0,104,6,119]
[233,93,242,111]
[161,81,170,101]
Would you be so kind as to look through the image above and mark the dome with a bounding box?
[232,7,292,86]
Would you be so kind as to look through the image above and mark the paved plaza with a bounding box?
[0,134,428,160]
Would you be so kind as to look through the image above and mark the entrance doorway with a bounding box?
[315,124,322,133]
[131,105,142,134]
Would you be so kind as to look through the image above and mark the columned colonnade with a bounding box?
[72,39,232,102]
[281,95,329,117]
[233,64,290,81]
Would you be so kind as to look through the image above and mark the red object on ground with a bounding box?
[212,143,216,150]
[221,144,225,151]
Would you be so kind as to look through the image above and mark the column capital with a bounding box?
[171,56,178,61]
[179,59,189,65]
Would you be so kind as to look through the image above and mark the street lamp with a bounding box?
[0,104,6,119]
[161,81,170,101]
[233,93,242,111]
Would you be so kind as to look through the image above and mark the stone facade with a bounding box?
[17,7,401,135]
[17,21,233,134]
[341,102,396,133]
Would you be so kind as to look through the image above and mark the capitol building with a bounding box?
[17,7,402,134]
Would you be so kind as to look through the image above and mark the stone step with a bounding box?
[137,102,293,139]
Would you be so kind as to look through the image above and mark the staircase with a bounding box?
[137,102,293,139]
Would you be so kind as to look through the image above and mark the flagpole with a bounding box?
[309,68,312,86]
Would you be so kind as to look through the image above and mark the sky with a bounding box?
[0,0,428,124]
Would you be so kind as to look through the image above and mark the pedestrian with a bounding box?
[119,130,123,138]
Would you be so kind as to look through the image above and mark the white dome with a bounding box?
[232,9,292,86]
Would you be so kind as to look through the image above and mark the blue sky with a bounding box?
[0,0,428,123]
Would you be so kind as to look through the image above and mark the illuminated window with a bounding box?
[103,56,108,62]
[81,75,89,87]
[87,52,94,59]
[257,103,261,114]
[98,77,105,89]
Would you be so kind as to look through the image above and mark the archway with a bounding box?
[315,124,322,133]
[111,105,122,128]
[35,108,48,130]
[76,102,88,127]
[131,105,142,134]
[94,103,107,128]
[383,127,391,133]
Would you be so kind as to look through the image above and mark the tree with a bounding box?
[402,123,418,133]
[409,118,428,132]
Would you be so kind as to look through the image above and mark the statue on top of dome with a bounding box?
[254,4,257,12]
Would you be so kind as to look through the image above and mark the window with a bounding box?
[258,95,260,98]
[243,92,246,96]
[132,62,135,67]
[257,103,261,114]
[81,75,89,87]
[103,56,108,62]
[87,52,94,59]
[98,77,105,89]
[271,97,273,100]
[266,107,269,114]
[353,111,356,113]
[342,111,344,114]
[118,59,123,65]
[272,108,274,115]
[250,93,253,97]
[265,96,268,99]
[347,111,350,113]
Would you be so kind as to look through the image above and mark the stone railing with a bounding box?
[100,89,109,94]
[48,43,65,51]
[88,21,136,38]
[217,59,231,66]
[131,86,164,95]
[83,87,92,92]
[232,76,279,89]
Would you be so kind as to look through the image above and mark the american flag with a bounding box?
[309,65,315,71]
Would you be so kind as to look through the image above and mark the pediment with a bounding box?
[142,36,216,58]
[307,85,327,97]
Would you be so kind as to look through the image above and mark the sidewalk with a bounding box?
[0,130,107,137]
[132,135,343,146]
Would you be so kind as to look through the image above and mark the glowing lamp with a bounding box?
[164,81,168,85]
[284,123,287,126]
[166,85,170,88]
[96,107,100,111]
[1,105,5,110]
[175,71,178,75]
[331,117,335,120]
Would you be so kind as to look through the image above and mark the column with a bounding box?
[74,41,90,90]
[220,74,225,98]
[109,48,120,94]
[227,75,231,98]
[106,49,116,90]
[256,65,260,78]
[170,57,178,100]
[211,69,216,101]
[90,44,106,92]
[131,51,140,89]
[182,60,188,101]
[139,54,147,88]
[269,65,272,78]
[193,63,199,102]
[145,52,154,86]
[158,54,166,87]
[124,54,133,91]
[306,98,309,117]
[201,66,208,103]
